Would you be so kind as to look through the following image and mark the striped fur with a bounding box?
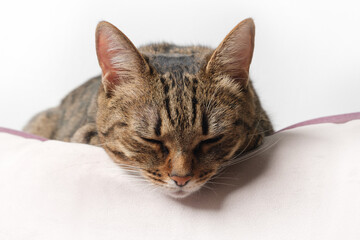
[24,19,273,198]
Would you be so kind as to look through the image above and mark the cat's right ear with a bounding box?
[95,21,149,94]
[205,18,255,87]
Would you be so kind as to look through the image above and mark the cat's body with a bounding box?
[24,19,273,198]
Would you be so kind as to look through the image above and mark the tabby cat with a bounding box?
[24,18,273,198]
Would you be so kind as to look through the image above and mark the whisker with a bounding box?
[223,135,282,168]
[230,120,261,161]
[211,176,238,181]
[202,184,218,197]
[207,181,236,187]
[227,123,271,163]
[149,185,161,194]
[114,163,144,171]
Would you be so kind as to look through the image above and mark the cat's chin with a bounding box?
[163,182,204,198]
[166,190,194,199]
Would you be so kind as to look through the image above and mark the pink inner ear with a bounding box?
[220,27,254,82]
[207,19,255,85]
[96,33,120,87]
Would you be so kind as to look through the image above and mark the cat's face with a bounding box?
[95,19,264,198]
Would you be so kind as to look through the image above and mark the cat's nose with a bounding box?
[170,175,192,187]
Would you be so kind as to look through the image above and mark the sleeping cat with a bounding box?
[24,18,273,198]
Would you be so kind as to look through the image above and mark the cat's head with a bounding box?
[95,19,265,198]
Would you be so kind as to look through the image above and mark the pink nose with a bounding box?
[170,175,192,187]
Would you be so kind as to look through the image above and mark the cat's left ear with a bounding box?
[96,21,150,94]
[206,18,255,86]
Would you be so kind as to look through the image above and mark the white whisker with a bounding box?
[229,120,261,161]
[207,181,236,187]
[223,135,282,168]
[202,184,218,196]
[211,176,238,181]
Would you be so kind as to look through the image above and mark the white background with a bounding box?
[0,0,359,131]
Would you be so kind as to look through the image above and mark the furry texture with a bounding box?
[24,18,273,198]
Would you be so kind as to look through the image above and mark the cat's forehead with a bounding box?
[146,54,201,75]
[139,44,213,76]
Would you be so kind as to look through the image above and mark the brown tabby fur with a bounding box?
[24,18,273,198]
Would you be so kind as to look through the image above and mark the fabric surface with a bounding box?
[280,112,360,131]
[0,119,360,239]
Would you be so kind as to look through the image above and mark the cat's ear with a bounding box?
[96,21,149,94]
[206,18,255,86]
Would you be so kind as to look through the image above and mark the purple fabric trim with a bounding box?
[0,127,47,141]
[279,112,360,132]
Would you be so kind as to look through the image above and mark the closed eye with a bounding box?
[194,135,224,155]
[140,137,163,145]
[200,135,224,145]
[140,137,169,156]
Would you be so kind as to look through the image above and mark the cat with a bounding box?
[24,18,273,198]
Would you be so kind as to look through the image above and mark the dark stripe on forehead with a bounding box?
[165,97,174,125]
[202,111,209,135]
[154,113,162,136]
[191,78,198,125]
[160,77,166,84]
[164,84,169,95]
[192,98,198,125]
[161,76,174,125]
